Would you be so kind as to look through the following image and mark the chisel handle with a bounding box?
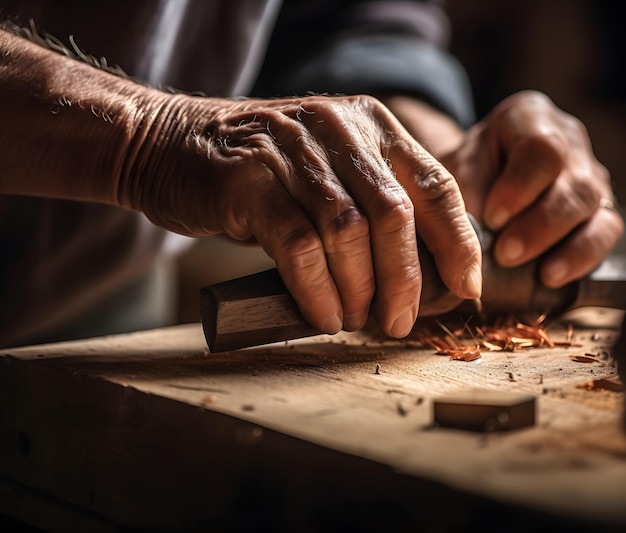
[200,243,461,352]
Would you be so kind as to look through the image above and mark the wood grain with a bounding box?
[1,309,625,530]
[200,268,321,352]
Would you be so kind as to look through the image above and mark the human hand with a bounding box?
[439,90,624,288]
[123,94,482,337]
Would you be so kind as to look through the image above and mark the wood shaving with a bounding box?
[570,354,600,363]
[553,341,584,347]
[577,376,624,393]
[448,347,482,362]
[416,315,579,362]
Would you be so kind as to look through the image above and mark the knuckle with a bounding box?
[276,225,324,265]
[355,93,384,112]
[517,133,567,174]
[351,281,376,300]
[593,160,611,185]
[510,89,554,110]
[338,275,376,308]
[322,94,383,121]
[304,98,333,118]
[549,178,599,225]
[372,190,415,233]
[323,206,370,246]
[413,164,458,203]
[562,113,587,137]
[376,265,422,308]
[392,265,422,294]
[301,97,357,130]
[570,172,602,211]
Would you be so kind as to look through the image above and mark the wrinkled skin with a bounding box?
[1,31,482,341]
[388,90,626,427]
[387,91,624,289]
[125,94,483,337]
[4,30,620,343]
[440,91,624,287]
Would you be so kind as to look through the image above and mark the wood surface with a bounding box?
[1,308,625,530]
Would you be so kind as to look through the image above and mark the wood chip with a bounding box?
[448,347,482,362]
[570,355,600,363]
[577,376,624,392]
[553,341,584,347]
[417,314,570,360]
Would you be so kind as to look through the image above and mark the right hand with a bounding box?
[121,94,482,337]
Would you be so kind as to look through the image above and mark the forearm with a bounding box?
[0,29,171,206]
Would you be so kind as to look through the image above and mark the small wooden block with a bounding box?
[433,389,536,432]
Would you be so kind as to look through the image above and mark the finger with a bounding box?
[373,99,482,298]
[215,102,377,332]
[539,203,624,288]
[355,175,422,338]
[320,97,482,336]
[322,206,374,331]
[394,144,483,302]
[492,163,605,267]
[325,147,422,336]
[326,142,422,337]
[483,94,567,230]
[439,127,493,219]
[213,157,345,334]
[250,182,345,334]
[262,108,376,331]
[308,99,423,337]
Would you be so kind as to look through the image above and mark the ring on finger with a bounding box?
[599,197,618,212]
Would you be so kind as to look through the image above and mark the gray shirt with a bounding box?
[0,0,474,347]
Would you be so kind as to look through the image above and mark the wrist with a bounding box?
[119,91,226,236]
[0,29,169,208]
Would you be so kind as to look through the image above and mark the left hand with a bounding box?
[438,90,623,288]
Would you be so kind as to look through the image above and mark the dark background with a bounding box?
[447,0,626,204]
[175,0,626,323]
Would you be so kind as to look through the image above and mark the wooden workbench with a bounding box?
[1,308,625,531]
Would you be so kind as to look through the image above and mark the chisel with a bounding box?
[200,224,626,352]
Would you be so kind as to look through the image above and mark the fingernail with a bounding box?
[390,309,415,338]
[323,313,343,334]
[486,208,510,230]
[462,264,483,299]
[543,260,568,287]
[343,310,368,332]
[498,237,524,264]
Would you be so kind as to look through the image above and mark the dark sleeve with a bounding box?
[252,0,475,128]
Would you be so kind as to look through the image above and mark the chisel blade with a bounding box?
[201,219,626,352]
